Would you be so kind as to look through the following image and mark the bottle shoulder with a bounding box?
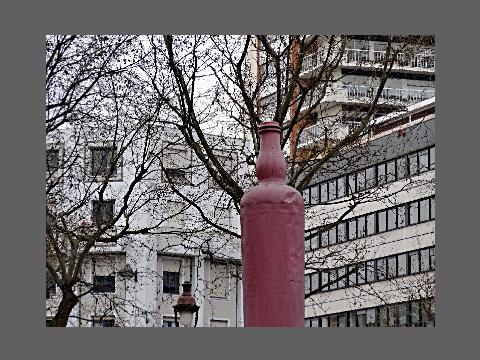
[240,182,304,206]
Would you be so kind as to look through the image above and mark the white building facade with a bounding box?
[46,123,247,327]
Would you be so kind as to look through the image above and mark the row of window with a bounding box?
[46,316,116,327]
[47,145,237,187]
[305,246,435,295]
[47,270,226,297]
[302,145,435,206]
[305,196,435,251]
[90,273,180,294]
[305,298,435,327]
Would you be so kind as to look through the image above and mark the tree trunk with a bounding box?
[49,288,78,327]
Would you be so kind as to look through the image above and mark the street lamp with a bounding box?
[173,281,199,327]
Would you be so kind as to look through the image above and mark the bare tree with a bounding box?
[46,35,435,326]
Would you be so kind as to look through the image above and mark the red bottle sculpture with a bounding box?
[240,121,305,327]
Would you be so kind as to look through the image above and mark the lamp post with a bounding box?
[173,281,200,327]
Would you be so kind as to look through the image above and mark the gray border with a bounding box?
[2,0,477,358]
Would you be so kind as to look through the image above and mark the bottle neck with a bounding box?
[256,122,286,183]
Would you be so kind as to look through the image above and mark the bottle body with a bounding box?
[240,121,305,327]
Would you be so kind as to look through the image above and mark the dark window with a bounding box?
[420,248,430,272]
[93,200,114,227]
[366,308,377,327]
[398,303,408,327]
[357,263,366,285]
[366,166,376,188]
[321,231,329,247]
[311,272,319,292]
[348,218,357,240]
[410,301,421,326]
[337,177,346,198]
[429,147,435,169]
[310,185,319,205]
[321,316,329,327]
[396,156,407,180]
[164,168,190,185]
[46,271,56,299]
[337,222,346,243]
[419,199,430,222]
[356,310,367,327]
[357,216,366,238]
[429,248,435,270]
[163,272,180,294]
[387,208,397,231]
[398,254,407,276]
[377,163,386,185]
[430,198,435,219]
[162,319,177,327]
[357,170,366,191]
[348,311,356,327]
[409,201,419,225]
[328,179,337,201]
[93,275,115,293]
[91,146,117,176]
[329,314,338,327]
[366,260,376,283]
[376,258,386,281]
[321,271,329,292]
[303,188,310,205]
[409,251,420,274]
[338,267,346,288]
[46,149,59,174]
[377,210,387,232]
[379,306,388,327]
[338,313,347,327]
[330,269,338,290]
[387,256,397,279]
[388,304,399,327]
[367,213,376,236]
[305,275,311,295]
[348,266,357,286]
[408,153,418,176]
[46,318,53,327]
[305,231,311,251]
[328,227,337,245]
[93,318,115,327]
[320,183,328,203]
[311,231,319,250]
[421,298,435,327]
[347,174,356,194]
[418,149,429,173]
[386,160,396,182]
[397,206,406,227]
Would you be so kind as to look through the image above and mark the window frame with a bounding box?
[92,275,116,293]
[87,141,122,182]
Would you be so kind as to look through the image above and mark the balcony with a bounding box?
[296,122,347,148]
[300,85,434,112]
[301,48,435,74]
[345,85,435,104]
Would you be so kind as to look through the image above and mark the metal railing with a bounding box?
[297,122,326,147]
[346,85,435,103]
[344,48,435,69]
[301,48,435,73]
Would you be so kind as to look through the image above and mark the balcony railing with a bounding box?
[297,122,327,147]
[299,85,434,112]
[346,85,435,103]
[344,48,435,69]
[301,48,435,73]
